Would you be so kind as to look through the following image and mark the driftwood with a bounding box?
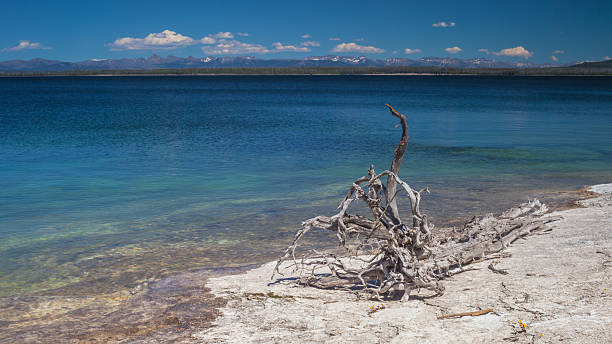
[437,308,494,320]
[488,262,509,275]
[273,104,560,300]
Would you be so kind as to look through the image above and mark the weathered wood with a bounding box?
[272,105,559,300]
[384,104,409,224]
[437,308,494,319]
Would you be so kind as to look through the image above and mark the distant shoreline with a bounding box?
[2,73,612,77]
[1,66,611,77]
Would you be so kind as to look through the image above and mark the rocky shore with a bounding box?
[194,184,612,343]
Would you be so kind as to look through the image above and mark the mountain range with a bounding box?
[571,59,612,69]
[0,55,563,72]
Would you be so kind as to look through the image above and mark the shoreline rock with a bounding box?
[194,184,612,343]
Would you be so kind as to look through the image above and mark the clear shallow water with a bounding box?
[1,75,611,297]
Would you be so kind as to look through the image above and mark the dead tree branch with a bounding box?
[272,105,559,301]
[437,308,494,319]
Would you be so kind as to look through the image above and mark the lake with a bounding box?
[1,75,611,297]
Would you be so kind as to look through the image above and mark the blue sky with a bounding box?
[1,0,610,63]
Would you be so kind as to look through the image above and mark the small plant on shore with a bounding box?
[368,304,386,314]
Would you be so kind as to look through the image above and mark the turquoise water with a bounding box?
[1,75,611,297]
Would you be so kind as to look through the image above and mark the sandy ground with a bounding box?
[193,184,612,344]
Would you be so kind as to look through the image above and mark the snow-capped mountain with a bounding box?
[0,54,562,72]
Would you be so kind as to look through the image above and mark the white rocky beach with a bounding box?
[194,184,612,343]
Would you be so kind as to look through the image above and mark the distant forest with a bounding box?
[1,63,612,77]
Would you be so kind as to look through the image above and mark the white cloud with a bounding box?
[211,32,234,39]
[404,48,422,54]
[301,41,320,47]
[2,40,51,52]
[204,38,319,55]
[272,42,311,52]
[332,42,384,53]
[108,37,141,50]
[478,46,534,59]
[108,30,196,50]
[272,40,320,52]
[553,50,564,54]
[433,21,456,28]
[109,29,319,55]
[202,40,270,54]
[392,50,398,54]
[605,56,611,61]
[200,32,239,44]
[353,38,364,42]
[492,46,533,59]
[329,37,341,41]
[200,36,216,44]
[445,46,462,54]
[301,34,311,39]
[551,55,558,62]
[145,30,193,46]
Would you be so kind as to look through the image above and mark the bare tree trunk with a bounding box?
[384,104,409,225]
